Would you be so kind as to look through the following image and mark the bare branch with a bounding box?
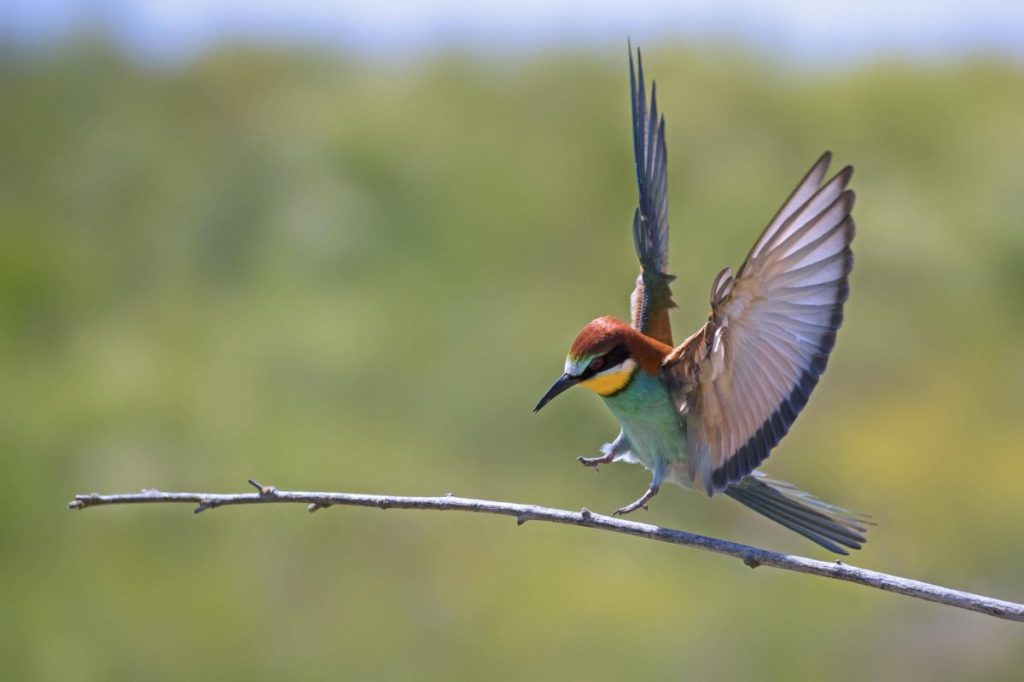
[67,481,1024,623]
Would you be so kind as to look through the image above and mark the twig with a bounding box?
[67,479,1024,623]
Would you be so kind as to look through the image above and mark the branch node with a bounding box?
[247,479,277,496]
[308,502,329,513]
[194,499,220,514]
[579,507,592,520]
[743,555,761,569]
[516,510,543,526]
[518,511,539,525]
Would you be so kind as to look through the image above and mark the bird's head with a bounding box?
[534,316,640,412]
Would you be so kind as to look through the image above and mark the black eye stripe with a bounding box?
[603,344,630,369]
[582,344,630,379]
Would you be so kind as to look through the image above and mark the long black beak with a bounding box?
[533,373,580,413]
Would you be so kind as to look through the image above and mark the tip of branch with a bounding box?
[68,493,99,510]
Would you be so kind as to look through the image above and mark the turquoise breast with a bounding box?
[601,371,688,477]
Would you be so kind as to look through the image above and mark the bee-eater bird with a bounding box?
[534,47,867,554]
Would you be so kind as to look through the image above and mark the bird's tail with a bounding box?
[724,474,869,555]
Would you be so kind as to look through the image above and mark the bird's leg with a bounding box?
[579,432,630,469]
[612,484,660,516]
[577,451,616,468]
[612,462,665,516]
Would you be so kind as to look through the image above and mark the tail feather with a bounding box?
[736,488,867,544]
[724,474,869,555]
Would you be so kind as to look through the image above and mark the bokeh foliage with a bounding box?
[2,41,1023,680]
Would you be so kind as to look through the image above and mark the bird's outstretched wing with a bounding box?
[628,46,676,346]
[662,152,855,495]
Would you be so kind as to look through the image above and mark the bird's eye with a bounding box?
[589,356,606,372]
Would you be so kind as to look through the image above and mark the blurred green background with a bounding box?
[2,33,1024,682]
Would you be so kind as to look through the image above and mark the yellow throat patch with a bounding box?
[581,365,636,396]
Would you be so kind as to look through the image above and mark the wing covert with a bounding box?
[628,45,675,346]
[662,153,855,494]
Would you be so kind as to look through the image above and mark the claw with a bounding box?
[612,485,660,516]
[577,453,615,469]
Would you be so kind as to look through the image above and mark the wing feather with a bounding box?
[744,151,834,263]
[627,45,675,345]
[662,154,855,494]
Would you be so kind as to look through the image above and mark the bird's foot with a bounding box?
[612,485,660,516]
[577,452,616,469]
